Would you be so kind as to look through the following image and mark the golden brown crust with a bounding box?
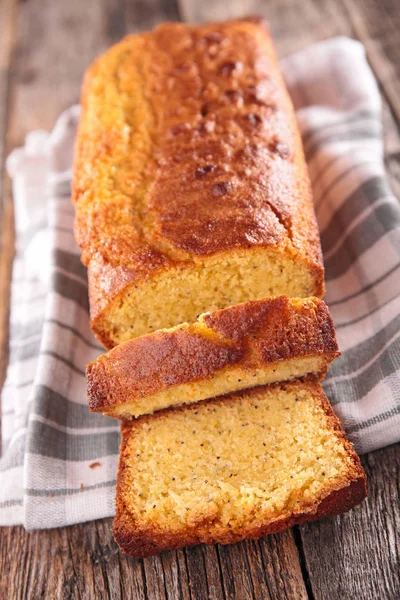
[87,296,339,415]
[73,18,324,345]
[113,380,367,558]
[113,478,366,558]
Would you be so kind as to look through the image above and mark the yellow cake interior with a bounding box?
[103,248,321,346]
[120,382,355,535]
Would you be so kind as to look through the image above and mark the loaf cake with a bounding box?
[73,17,324,349]
[87,296,339,418]
[113,379,366,558]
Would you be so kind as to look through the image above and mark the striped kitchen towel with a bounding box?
[1,37,399,528]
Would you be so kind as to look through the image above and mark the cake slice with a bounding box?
[113,379,366,558]
[87,296,339,419]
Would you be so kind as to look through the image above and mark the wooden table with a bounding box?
[1,1,400,598]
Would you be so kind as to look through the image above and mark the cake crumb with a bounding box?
[89,461,101,469]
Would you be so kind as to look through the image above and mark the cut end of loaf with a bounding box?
[113,379,366,558]
[90,248,324,349]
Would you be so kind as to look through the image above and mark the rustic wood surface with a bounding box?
[1,0,399,598]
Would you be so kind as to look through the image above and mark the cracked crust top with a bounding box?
[72,17,324,331]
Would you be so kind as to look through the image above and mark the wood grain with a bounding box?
[6,0,127,146]
[0,0,17,187]
[0,520,309,600]
[178,0,242,23]
[178,0,352,55]
[300,444,400,600]
[0,0,17,444]
[341,0,400,125]
[1,1,400,599]
[382,100,400,200]
[124,0,179,32]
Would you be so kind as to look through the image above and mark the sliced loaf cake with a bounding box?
[113,379,366,558]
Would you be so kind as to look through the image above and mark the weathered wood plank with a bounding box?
[0,519,145,600]
[341,0,400,126]
[258,533,309,599]
[160,549,192,600]
[178,0,242,23]
[124,0,179,32]
[5,0,127,146]
[0,520,308,600]
[217,533,308,600]
[184,544,226,600]
[300,444,400,600]
[177,0,352,56]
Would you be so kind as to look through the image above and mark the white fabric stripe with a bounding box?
[44,320,102,350]
[41,317,100,369]
[332,267,399,327]
[46,291,91,328]
[303,115,380,146]
[10,293,47,308]
[316,160,383,221]
[0,504,25,527]
[6,427,28,445]
[10,332,42,346]
[5,358,39,387]
[26,454,119,491]
[0,466,25,501]
[33,357,88,406]
[25,486,116,529]
[304,121,382,162]
[29,414,119,435]
[10,279,45,296]
[354,415,400,455]
[306,139,382,186]
[335,293,398,331]
[9,302,46,327]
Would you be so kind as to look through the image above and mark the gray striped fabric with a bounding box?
[1,37,399,528]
